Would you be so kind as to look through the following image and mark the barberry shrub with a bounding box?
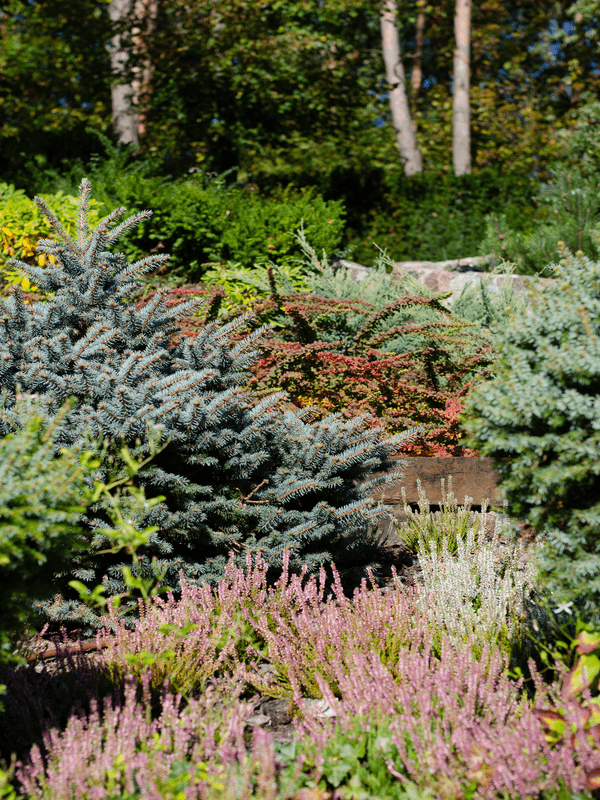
[463,238,600,621]
[209,235,492,455]
[0,179,410,625]
[0,396,99,661]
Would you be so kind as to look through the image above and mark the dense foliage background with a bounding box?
[1,0,599,268]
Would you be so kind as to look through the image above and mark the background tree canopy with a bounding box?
[0,0,599,265]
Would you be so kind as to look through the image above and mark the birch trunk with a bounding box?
[130,0,159,139]
[380,0,422,176]
[453,0,471,175]
[410,2,426,99]
[107,0,138,146]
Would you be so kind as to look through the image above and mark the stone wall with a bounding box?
[336,255,556,306]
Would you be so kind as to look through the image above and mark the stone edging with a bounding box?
[335,256,557,305]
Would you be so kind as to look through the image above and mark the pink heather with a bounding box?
[13,554,600,798]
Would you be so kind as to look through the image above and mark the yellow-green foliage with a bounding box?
[200,258,313,315]
[0,183,105,292]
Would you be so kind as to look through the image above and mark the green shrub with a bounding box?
[0,182,105,295]
[2,173,345,287]
[479,169,600,276]
[553,100,600,182]
[111,176,345,281]
[20,139,347,283]
[0,397,99,662]
[450,262,532,328]
[343,168,538,266]
[463,237,600,622]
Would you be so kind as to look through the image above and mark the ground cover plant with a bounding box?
[1,498,598,799]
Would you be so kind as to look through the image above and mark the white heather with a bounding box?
[415,508,537,648]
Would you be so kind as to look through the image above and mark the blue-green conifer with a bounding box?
[0,180,412,623]
[463,238,600,622]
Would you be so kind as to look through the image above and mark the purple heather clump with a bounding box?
[94,552,427,700]
[12,553,600,798]
[294,637,597,798]
[16,675,257,800]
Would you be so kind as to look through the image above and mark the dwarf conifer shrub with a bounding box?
[463,238,600,621]
[0,179,409,625]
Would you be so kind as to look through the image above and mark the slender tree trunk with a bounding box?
[107,0,138,146]
[130,0,159,139]
[411,0,426,99]
[453,0,471,175]
[380,0,422,176]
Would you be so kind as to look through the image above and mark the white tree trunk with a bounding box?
[107,0,138,146]
[453,0,471,175]
[380,0,422,176]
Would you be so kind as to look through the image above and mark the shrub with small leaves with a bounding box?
[210,235,492,455]
[0,396,99,663]
[0,183,105,298]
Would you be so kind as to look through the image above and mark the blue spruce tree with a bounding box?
[0,179,413,624]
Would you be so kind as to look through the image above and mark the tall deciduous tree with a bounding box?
[107,0,158,146]
[452,0,471,175]
[130,0,159,139]
[410,0,426,100]
[380,0,422,175]
[108,0,138,146]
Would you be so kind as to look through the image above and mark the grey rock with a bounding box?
[335,257,557,306]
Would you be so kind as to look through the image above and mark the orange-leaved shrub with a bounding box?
[164,274,494,455]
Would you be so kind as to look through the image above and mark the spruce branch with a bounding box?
[76,177,94,249]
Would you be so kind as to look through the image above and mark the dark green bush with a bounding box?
[341,168,538,266]
[16,136,346,283]
[463,237,600,622]
[0,398,98,661]
[114,176,345,281]
[479,169,600,276]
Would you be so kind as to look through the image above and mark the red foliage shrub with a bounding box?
[137,278,494,456]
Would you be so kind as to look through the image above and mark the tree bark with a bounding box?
[410,1,426,99]
[130,0,159,139]
[107,0,138,146]
[380,0,422,176]
[453,0,471,175]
